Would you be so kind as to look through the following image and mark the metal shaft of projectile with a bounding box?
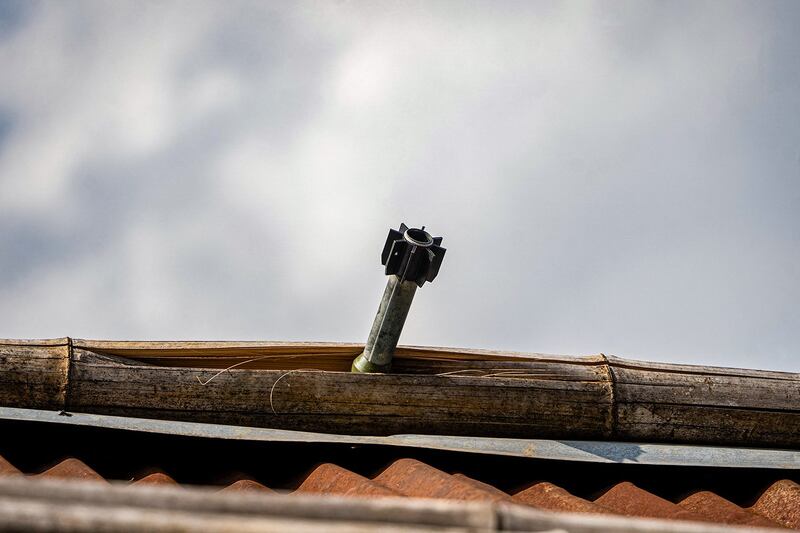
[352,224,445,373]
[351,274,418,373]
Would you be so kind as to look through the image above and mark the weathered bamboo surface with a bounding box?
[0,339,69,411]
[0,338,798,448]
[608,356,800,447]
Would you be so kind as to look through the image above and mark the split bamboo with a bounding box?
[1,338,797,448]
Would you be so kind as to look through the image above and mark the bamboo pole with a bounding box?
[1,338,798,448]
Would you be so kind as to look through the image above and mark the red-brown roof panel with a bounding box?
[751,479,800,529]
[373,458,509,502]
[0,455,22,477]
[34,458,108,484]
[0,452,793,529]
[219,478,273,493]
[296,463,399,498]
[594,481,707,522]
[512,482,610,515]
[132,471,179,486]
[679,491,781,528]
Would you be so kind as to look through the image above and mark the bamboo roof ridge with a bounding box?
[1,337,798,448]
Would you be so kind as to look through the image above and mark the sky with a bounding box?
[0,1,798,371]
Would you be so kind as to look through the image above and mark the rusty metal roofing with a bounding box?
[1,414,799,530]
[1,450,798,529]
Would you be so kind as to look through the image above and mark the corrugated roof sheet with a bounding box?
[1,453,796,529]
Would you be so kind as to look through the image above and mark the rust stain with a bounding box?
[513,482,609,514]
[219,479,273,493]
[750,479,800,529]
[0,455,22,477]
[451,473,509,498]
[679,491,781,528]
[373,458,508,502]
[594,482,704,522]
[33,458,107,483]
[296,463,399,498]
[522,443,536,457]
[132,472,179,486]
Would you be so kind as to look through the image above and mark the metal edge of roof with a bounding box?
[1,406,797,470]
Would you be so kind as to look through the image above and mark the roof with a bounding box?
[1,338,799,531]
[0,451,797,529]
[0,423,800,527]
[1,406,799,531]
[4,478,791,533]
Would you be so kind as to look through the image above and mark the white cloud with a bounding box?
[0,1,798,371]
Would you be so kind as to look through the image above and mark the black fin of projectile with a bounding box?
[380,223,445,287]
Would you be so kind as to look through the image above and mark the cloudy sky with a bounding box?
[0,1,798,371]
